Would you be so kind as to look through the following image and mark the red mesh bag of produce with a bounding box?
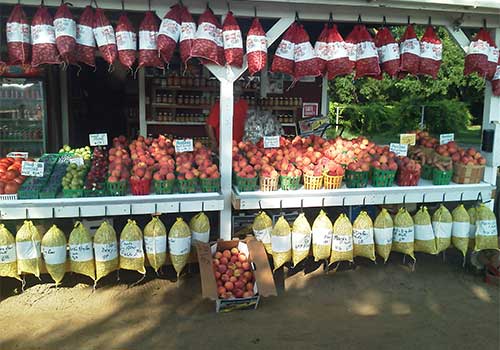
[419,26,442,79]
[93,8,117,67]
[179,6,196,66]
[138,11,163,69]
[355,24,380,79]
[327,24,353,79]
[374,26,400,77]
[344,25,359,69]
[6,4,31,65]
[54,3,77,65]
[158,4,182,65]
[399,24,420,76]
[314,24,329,75]
[271,23,297,76]
[486,34,499,80]
[464,28,490,77]
[293,24,320,80]
[76,6,96,67]
[246,17,267,75]
[492,64,500,96]
[31,5,60,67]
[115,13,136,70]
[191,8,224,66]
[222,11,243,68]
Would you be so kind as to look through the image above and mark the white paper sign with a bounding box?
[69,243,94,262]
[374,227,393,245]
[263,136,280,148]
[168,236,191,255]
[313,228,332,246]
[120,240,144,259]
[452,221,470,238]
[69,157,84,166]
[393,226,414,243]
[16,240,41,260]
[42,245,67,265]
[89,133,108,146]
[0,244,16,263]
[7,152,28,159]
[175,139,194,153]
[432,222,452,239]
[292,232,311,252]
[390,143,408,157]
[144,236,167,254]
[440,133,454,145]
[414,224,435,241]
[400,133,416,146]
[94,242,118,262]
[21,161,44,177]
[254,227,271,244]
[477,220,498,237]
[331,234,353,252]
[271,234,291,253]
[352,228,374,245]
[191,230,210,244]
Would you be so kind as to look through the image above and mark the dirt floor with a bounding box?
[0,252,499,350]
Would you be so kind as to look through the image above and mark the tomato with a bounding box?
[4,181,18,194]
[13,176,24,185]
[4,170,17,181]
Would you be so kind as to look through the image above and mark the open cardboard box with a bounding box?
[196,238,277,312]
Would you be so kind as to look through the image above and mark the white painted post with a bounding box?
[321,75,329,116]
[138,69,147,137]
[445,25,470,53]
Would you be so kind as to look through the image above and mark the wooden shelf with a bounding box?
[152,103,212,109]
[281,123,296,127]
[263,106,301,111]
[0,139,43,143]
[147,121,205,126]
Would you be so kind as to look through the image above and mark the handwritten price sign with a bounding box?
[400,133,416,146]
[89,133,108,146]
[390,143,408,157]
[175,139,194,153]
[263,135,280,148]
[21,161,44,177]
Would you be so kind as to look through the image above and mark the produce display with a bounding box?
[0,157,27,195]
[84,147,108,195]
[62,163,89,195]
[213,247,255,299]
[58,144,91,161]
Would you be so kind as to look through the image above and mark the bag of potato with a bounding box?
[253,211,273,254]
[352,211,376,261]
[432,205,452,253]
[168,217,192,277]
[0,224,20,280]
[119,219,145,275]
[291,213,311,266]
[374,208,393,263]
[144,216,167,273]
[451,205,470,258]
[474,204,499,251]
[94,221,119,282]
[468,207,477,250]
[312,210,333,262]
[16,220,42,278]
[69,221,95,281]
[392,208,415,260]
[414,206,437,254]
[41,225,67,286]
[189,212,210,244]
[330,214,353,264]
[271,216,292,271]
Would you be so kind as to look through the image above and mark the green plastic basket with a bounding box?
[371,168,396,187]
[200,177,221,192]
[63,188,84,198]
[38,190,58,199]
[344,170,369,188]
[432,168,453,185]
[280,175,301,190]
[83,186,107,197]
[421,164,434,180]
[177,178,198,193]
[154,179,176,194]
[235,175,258,192]
[17,189,39,200]
[106,180,128,196]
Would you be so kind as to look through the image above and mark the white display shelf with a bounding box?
[232,180,495,210]
[0,192,224,220]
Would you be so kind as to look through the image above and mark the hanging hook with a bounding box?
[422,193,426,203]
[254,6,257,18]
[357,14,363,23]
[442,193,446,203]
[460,192,464,202]
[383,195,386,205]
[329,12,334,26]
[322,197,325,207]
[280,200,283,213]
[407,16,410,25]
[202,201,205,212]
[258,200,262,211]
[148,0,151,11]
[342,197,346,207]
[477,192,483,203]
[227,1,230,12]
[402,194,406,206]
[483,18,487,29]
[428,16,432,26]
[295,11,300,23]
[383,16,387,26]
[300,199,304,213]
[178,202,181,212]
[121,0,125,11]
[362,196,366,206]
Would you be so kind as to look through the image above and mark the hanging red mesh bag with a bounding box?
[138,11,163,69]
[293,24,320,80]
[54,3,77,65]
[271,23,297,76]
[93,8,117,67]
[355,24,380,79]
[115,13,136,70]
[486,34,499,80]
[314,24,329,75]
[246,17,267,75]
[464,28,490,77]
[179,6,196,67]
[399,24,420,76]
[374,26,400,77]
[158,4,182,65]
[344,25,359,70]
[191,8,224,65]
[6,4,31,65]
[31,5,60,67]
[492,64,500,96]
[327,24,353,79]
[222,11,243,68]
[76,5,96,67]
[418,26,442,79]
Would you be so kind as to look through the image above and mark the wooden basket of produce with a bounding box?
[452,163,485,184]
[260,176,279,191]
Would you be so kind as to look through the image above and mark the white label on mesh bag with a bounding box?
[54,18,76,39]
[469,223,476,239]
[393,226,414,243]
[452,221,470,238]
[160,18,181,42]
[6,22,30,43]
[191,230,209,244]
[294,42,316,62]
[69,243,94,262]
[468,39,489,55]
[494,66,500,81]
[31,25,56,45]
[76,24,95,46]
[378,43,400,63]
[331,41,349,59]
[16,240,41,260]
[415,224,435,241]
[0,244,16,263]
[344,41,357,61]
[246,34,267,53]
[477,220,497,236]
[292,232,311,252]
[139,30,157,50]
[374,227,393,245]
[254,227,271,244]
[144,236,167,254]
[168,236,191,255]
[195,22,219,43]
[353,228,374,245]
[432,221,452,238]
[42,245,67,265]
[313,228,332,246]
[215,27,223,47]
[94,25,116,47]
[315,41,330,60]
[420,41,442,61]
[400,38,420,55]
[275,40,295,60]
[488,46,499,64]
[272,234,291,253]
[116,31,137,51]
[223,29,243,49]
[356,41,378,60]
[120,239,144,259]
[94,242,118,262]
[331,234,353,252]
[180,22,196,42]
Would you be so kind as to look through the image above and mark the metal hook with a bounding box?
[442,193,446,203]
[483,18,487,29]
[280,200,283,213]
[300,199,304,213]
[402,194,406,206]
[254,7,257,18]
[322,198,325,207]
[295,11,300,23]
[460,192,464,202]
[121,0,125,11]
[383,195,386,205]
[342,197,346,207]
[428,16,432,26]
[383,16,387,26]
[258,200,262,211]
[362,196,366,206]
[25,208,29,219]
[357,14,362,23]
[78,206,81,217]
[202,201,204,212]
[422,193,426,203]
[477,192,483,203]
[178,202,181,212]
[104,206,107,217]
[329,12,334,25]
[148,0,151,11]
[227,1,230,12]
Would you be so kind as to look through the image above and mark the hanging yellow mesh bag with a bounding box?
[474,204,499,251]
[414,206,437,254]
[253,211,273,254]
[144,216,167,273]
[352,211,375,261]
[168,217,192,277]
[468,207,477,250]
[119,219,145,274]
[392,208,415,260]
[312,210,333,262]
[69,221,95,281]
[432,204,453,253]
[0,224,20,280]
[374,208,393,263]
[94,221,119,282]
[16,220,42,278]
[271,216,291,271]
[189,212,210,244]
[291,213,311,266]
[41,225,67,286]
[330,213,353,264]
[451,205,470,258]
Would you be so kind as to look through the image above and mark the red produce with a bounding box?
[93,8,117,67]
[314,24,329,75]
[271,23,297,76]
[138,11,163,69]
[464,28,490,77]
[222,11,243,68]
[54,2,77,65]
[191,8,224,66]
[326,24,353,79]
[246,17,267,75]
[179,6,196,67]
[6,4,31,65]
[75,6,96,67]
[399,24,420,76]
[115,13,137,70]
[374,26,400,77]
[293,24,321,80]
[344,25,359,68]
[158,4,182,65]
[354,24,380,79]
[419,26,442,79]
[31,5,60,67]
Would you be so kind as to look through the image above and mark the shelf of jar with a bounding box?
[147,121,205,126]
[151,103,212,110]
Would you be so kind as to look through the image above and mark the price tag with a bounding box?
[89,133,108,146]
[21,161,44,177]
[69,157,84,166]
[440,133,454,145]
[400,134,416,145]
[263,135,280,148]
[7,152,28,159]
[390,143,408,157]
[175,139,194,153]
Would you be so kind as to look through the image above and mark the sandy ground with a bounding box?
[0,252,499,350]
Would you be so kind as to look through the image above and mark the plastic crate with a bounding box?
[38,190,58,199]
[63,189,84,198]
[371,168,396,187]
[421,164,434,180]
[235,175,258,192]
[83,187,107,197]
[323,174,343,189]
[432,168,453,185]
[260,176,279,191]
[153,179,176,194]
[344,170,369,188]
[303,174,323,190]
[106,180,128,196]
[177,178,198,193]
[17,189,39,200]
[200,177,221,192]
[279,175,301,190]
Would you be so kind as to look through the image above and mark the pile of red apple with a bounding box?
[371,154,398,172]
[107,146,131,183]
[436,142,486,166]
[85,147,108,191]
[414,131,439,149]
[0,157,26,195]
[213,247,255,299]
